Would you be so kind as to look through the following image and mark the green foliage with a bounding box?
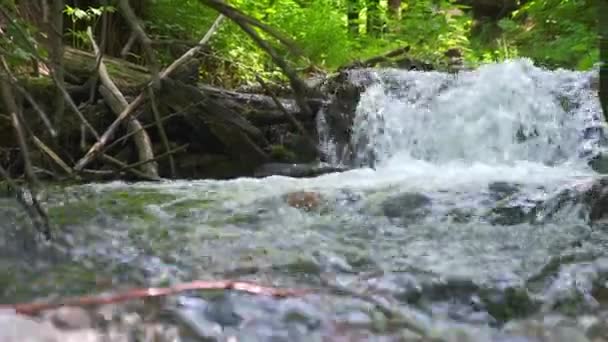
[88,0,599,87]
[0,5,40,66]
[470,0,598,70]
[64,4,116,49]
[600,0,608,120]
[144,0,475,87]
[383,1,473,66]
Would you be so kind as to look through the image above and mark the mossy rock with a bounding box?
[48,189,177,226]
[269,144,297,162]
[480,287,539,322]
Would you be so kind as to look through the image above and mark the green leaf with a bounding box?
[74,8,88,20]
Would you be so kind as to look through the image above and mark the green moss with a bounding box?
[165,198,214,218]
[481,287,539,322]
[551,293,589,316]
[48,189,177,226]
[269,144,297,162]
[0,262,117,302]
[48,201,98,226]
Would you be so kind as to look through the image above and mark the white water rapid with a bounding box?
[318,59,603,190]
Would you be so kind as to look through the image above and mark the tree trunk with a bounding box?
[48,0,65,133]
[347,0,359,35]
[366,0,383,36]
[600,0,608,122]
[388,0,401,18]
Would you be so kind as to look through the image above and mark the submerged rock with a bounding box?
[254,163,347,178]
[285,191,322,211]
[589,178,608,224]
[381,192,432,223]
[488,182,521,201]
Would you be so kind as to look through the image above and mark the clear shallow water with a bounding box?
[2,59,608,341]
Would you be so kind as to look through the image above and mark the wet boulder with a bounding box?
[381,192,432,223]
[589,153,608,174]
[318,71,367,166]
[532,177,608,224]
[487,200,537,226]
[488,181,521,201]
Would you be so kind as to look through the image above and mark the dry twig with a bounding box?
[0,279,311,315]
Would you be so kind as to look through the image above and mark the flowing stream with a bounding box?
[2,59,608,341]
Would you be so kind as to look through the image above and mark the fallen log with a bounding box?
[197,83,323,125]
[158,78,269,168]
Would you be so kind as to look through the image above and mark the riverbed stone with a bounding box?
[488,181,521,201]
[381,192,432,223]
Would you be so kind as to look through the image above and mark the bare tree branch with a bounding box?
[118,0,161,89]
[100,153,161,181]
[73,15,224,172]
[0,279,311,315]
[120,31,138,58]
[199,0,303,56]
[87,27,159,178]
[148,87,176,177]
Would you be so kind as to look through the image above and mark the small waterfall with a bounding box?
[320,59,604,170]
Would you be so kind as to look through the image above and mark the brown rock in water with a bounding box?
[286,191,321,211]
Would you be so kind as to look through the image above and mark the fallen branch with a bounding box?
[52,71,101,139]
[148,87,176,177]
[120,31,138,58]
[88,27,158,178]
[0,74,51,239]
[0,280,311,315]
[0,60,52,238]
[100,153,161,181]
[0,58,56,138]
[73,15,224,172]
[31,135,74,177]
[116,143,188,174]
[104,111,183,153]
[118,0,160,89]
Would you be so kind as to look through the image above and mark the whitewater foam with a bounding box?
[326,59,602,170]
